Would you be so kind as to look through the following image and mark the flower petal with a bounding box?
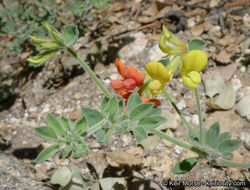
[127,66,145,86]
[148,80,165,95]
[110,80,124,90]
[145,62,172,82]
[115,58,126,79]
[141,97,161,107]
[179,50,208,76]
[123,78,137,90]
[182,75,197,89]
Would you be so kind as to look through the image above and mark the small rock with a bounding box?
[243,13,250,28]
[191,114,199,126]
[208,26,222,39]
[148,43,165,61]
[191,23,204,36]
[177,99,186,111]
[118,32,148,59]
[216,50,231,64]
[29,112,38,120]
[0,154,50,190]
[174,145,184,154]
[240,66,246,72]
[209,0,220,7]
[73,92,82,100]
[109,73,120,80]
[69,110,81,121]
[42,104,50,114]
[158,110,178,130]
[226,167,242,181]
[232,78,242,92]
[187,18,195,28]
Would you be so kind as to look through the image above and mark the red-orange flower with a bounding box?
[111,58,145,98]
[111,58,161,107]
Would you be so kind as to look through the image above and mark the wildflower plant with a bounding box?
[28,22,249,186]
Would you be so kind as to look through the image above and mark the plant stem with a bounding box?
[163,89,197,137]
[149,128,206,157]
[217,159,250,169]
[194,88,204,145]
[65,47,111,98]
[86,120,105,137]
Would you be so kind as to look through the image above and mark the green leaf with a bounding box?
[73,140,89,159]
[81,108,104,127]
[27,49,59,66]
[35,144,60,163]
[218,140,242,153]
[133,127,147,142]
[138,116,166,129]
[205,122,220,148]
[216,132,231,148]
[74,116,88,135]
[222,152,233,160]
[63,24,79,47]
[47,113,65,137]
[129,103,154,121]
[127,92,142,113]
[118,99,125,113]
[150,107,162,116]
[35,126,58,142]
[59,145,72,159]
[100,96,110,115]
[51,166,72,187]
[106,96,119,116]
[188,39,207,51]
[96,129,105,143]
[61,116,72,131]
[172,157,198,174]
[1,20,16,33]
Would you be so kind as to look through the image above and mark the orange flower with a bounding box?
[111,58,146,98]
[140,96,161,107]
[111,58,160,107]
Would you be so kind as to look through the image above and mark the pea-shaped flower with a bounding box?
[179,50,208,89]
[145,61,173,94]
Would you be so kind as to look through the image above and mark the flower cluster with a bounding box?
[111,58,160,107]
[111,25,208,105]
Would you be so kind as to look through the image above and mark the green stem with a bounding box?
[163,89,197,138]
[194,88,204,145]
[216,159,250,169]
[86,120,105,137]
[65,47,111,98]
[149,128,206,157]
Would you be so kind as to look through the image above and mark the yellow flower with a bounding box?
[145,61,173,94]
[179,50,208,89]
[148,80,165,94]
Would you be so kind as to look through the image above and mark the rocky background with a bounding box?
[0,0,250,189]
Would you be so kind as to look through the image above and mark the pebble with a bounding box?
[118,32,148,59]
[148,43,165,61]
[240,66,246,72]
[42,104,50,113]
[174,145,184,154]
[191,114,199,126]
[176,99,186,111]
[232,78,242,92]
[240,132,250,150]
